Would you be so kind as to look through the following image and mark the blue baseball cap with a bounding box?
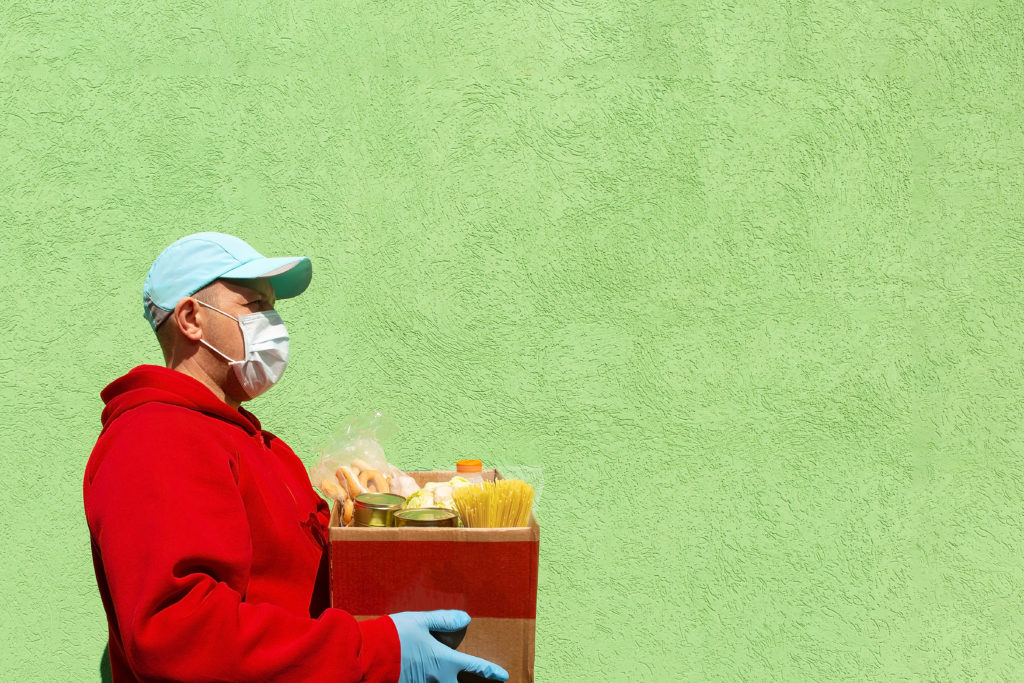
[143,232,312,330]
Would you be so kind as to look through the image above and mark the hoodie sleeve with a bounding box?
[84,410,401,683]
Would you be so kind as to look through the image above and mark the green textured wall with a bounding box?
[2,2,1023,680]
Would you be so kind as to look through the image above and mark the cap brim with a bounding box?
[220,256,312,299]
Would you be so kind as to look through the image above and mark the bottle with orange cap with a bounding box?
[456,459,484,484]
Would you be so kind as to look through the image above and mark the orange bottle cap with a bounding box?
[456,459,483,473]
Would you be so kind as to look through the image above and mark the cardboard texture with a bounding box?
[329,470,539,682]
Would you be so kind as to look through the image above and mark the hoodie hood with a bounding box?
[100,365,261,435]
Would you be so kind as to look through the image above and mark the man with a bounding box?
[83,233,508,682]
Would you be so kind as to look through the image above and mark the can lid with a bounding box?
[456,459,483,473]
[396,508,458,521]
[354,492,406,509]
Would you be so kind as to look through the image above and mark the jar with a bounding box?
[456,459,484,484]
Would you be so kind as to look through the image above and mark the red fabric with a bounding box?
[84,365,401,683]
[331,540,539,618]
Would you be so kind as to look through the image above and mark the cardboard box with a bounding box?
[329,470,539,682]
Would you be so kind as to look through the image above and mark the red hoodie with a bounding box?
[84,365,401,682]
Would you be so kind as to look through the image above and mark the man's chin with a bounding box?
[226,386,253,405]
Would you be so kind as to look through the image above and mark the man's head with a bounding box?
[144,233,311,406]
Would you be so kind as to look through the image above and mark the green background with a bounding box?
[2,1,1023,680]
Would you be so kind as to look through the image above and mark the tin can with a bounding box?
[393,507,459,527]
[353,492,406,527]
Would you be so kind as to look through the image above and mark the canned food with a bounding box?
[353,492,406,527]
[394,508,459,527]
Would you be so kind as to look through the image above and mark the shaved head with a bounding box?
[155,284,219,361]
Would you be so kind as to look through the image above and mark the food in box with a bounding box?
[328,470,539,682]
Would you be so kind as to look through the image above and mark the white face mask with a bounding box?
[197,300,289,399]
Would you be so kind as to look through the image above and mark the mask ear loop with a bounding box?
[194,300,243,364]
[200,338,241,364]
[195,300,239,322]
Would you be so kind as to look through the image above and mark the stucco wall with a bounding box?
[2,2,1023,680]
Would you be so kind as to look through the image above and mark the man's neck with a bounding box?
[168,358,241,410]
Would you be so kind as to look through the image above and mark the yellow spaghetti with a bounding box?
[453,479,534,528]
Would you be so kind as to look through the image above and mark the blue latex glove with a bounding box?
[390,610,510,683]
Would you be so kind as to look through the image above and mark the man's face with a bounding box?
[200,278,276,353]
[196,278,277,399]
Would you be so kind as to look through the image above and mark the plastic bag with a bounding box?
[492,464,544,513]
[308,412,419,525]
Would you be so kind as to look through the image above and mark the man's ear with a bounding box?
[173,297,204,342]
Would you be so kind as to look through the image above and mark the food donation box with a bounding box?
[328,470,540,682]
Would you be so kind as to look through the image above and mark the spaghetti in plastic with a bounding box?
[453,479,535,528]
